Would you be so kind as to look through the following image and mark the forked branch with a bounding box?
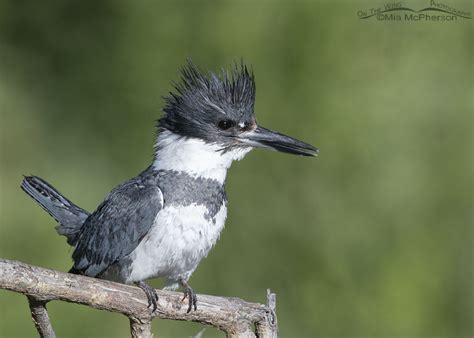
[0,259,277,337]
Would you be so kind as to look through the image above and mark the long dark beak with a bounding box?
[239,126,319,157]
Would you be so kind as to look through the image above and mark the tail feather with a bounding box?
[21,175,89,245]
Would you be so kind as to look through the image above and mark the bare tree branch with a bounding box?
[255,290,278,338]
[129,317,153,338]
[0,259,278,337]
[27,296,56,338]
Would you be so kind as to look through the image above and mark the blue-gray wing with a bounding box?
[72,178,163,277]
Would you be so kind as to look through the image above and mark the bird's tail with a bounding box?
[21,175,90,245]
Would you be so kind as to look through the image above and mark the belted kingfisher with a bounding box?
[21,61,318,313]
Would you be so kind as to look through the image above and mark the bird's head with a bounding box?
[157,61,318,166]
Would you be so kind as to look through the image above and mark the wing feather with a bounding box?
[72,178,163,277]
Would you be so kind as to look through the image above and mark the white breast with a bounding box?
[126,202,227,284]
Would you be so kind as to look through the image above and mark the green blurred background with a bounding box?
[0,1,472,337]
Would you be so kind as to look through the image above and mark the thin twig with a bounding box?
[255,289,278,338]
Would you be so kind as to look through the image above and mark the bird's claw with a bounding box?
[136,281,159,312]
[181,282,197,313]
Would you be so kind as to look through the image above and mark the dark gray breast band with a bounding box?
[140,168,226,222]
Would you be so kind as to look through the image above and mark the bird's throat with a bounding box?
[153,130,251,183]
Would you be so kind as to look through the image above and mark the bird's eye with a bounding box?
[217,120,235,130]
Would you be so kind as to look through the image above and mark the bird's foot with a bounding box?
[180,279,197,313]
[136,281,159,312]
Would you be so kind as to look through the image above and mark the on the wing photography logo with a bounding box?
[357,0,472,21]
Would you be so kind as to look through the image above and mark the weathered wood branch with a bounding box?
[27,296,56,338]
[0,259,277,337]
